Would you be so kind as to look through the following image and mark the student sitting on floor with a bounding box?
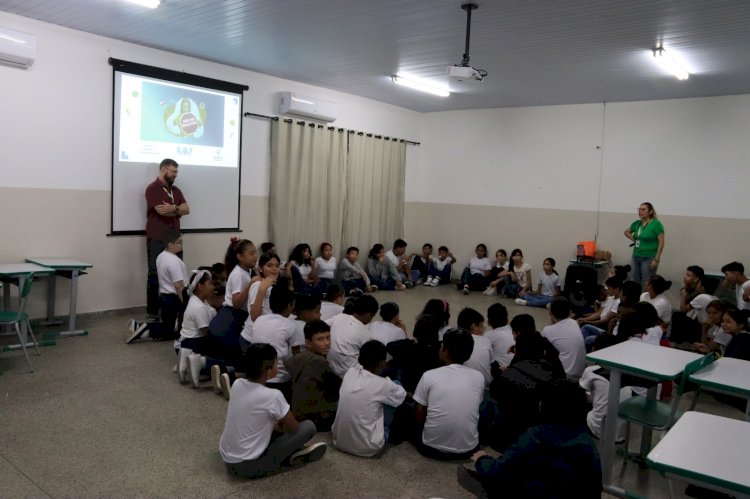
[327,295,378,377]
[386,314,443,394]
[459,307,493,388]
[336,246,376,296]
[425,245,456,287]
[219,343,326,479]
[722,261,750,311]
[482,249,508,296]
[239,252,282,354]
[497,248,532,299]
[247,285,301,403]
[516,257,561,308]
[413,328,485,460]
[332,340,407,457]
[693,300,731,354]
[484,303,514,369]
[408,243,433,286]
[578,334,633,443]
[722,308,750,361]
[459,379,602,499]
[639,274,673,325]
[386,239,419,286]
[421,298,452,341]
[286,243,325,297]
[320,284,345,321]
[369,302,407,347]
[285,320,341,432]
[578,276,622,351]
[541,298,587,381]
[128,228,189,343]
[291,294,321,350]
[457,243,492,294]
[315,242,337,289]
[367,243,406,290]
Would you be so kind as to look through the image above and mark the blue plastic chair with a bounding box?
[0,273,40,372]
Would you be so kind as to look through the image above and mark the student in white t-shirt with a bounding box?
[369,302,407,346]
[327,295,379,377]
[320,284,345,321]
[219,343,326,478]
[426,245,457,286]
[458,307,493,387]
[386,239,419,285]
[287,243,325,297]
[332,340,407,457]
[694,300,731,354]
[457,243,492,294]
[485,303,515,368]
[517,257,561,308]
[414,328,485,460]
[483,249,509,295]
[208,239,258,340]
[248,285,301,402]
[239,253,282,353]
[639,274,673,324]
[578,276,622,351]
[498,248,532,299]
[315,242,337,287]
[541,298,587,381]
[128,228,188,343]
[176,270,219,386]
[722,261,750,311]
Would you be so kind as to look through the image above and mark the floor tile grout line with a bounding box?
[0,452,54,499]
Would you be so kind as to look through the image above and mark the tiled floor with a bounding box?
[0,285,744,498]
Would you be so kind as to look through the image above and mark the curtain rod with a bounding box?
[243,112,420,145]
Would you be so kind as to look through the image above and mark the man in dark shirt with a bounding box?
[145,158,189,321]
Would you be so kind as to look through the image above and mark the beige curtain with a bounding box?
[341,133,407,257]
[269,120,347,258]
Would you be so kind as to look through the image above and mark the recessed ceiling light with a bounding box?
[392,74,450,97]
[123,0,160,8]
[652,47,689,80]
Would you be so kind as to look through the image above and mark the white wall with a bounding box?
[0,12,421,316]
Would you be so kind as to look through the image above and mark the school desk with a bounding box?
[690,356,750,421]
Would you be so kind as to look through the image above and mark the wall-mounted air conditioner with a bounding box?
[0,27,36,68]
[279,91,338,123]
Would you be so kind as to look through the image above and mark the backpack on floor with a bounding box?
[563,264,599,307]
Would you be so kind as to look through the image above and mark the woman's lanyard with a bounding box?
[635,219,651,240]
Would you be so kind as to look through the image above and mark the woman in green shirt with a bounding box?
[624,202,665,286]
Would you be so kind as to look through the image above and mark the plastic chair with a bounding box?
[0,273,41,372]
[618,352,717,458]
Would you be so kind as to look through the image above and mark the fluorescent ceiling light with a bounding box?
[123,0,160,8]
[652,47,689,80]
[392,74,450,97]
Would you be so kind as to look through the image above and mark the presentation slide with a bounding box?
[117,74,240,168]
[111,64,245,233]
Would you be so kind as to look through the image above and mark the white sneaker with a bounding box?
[289,442,327,467]
[430,278,441,287]
[127,319,136,333]
[178,348,193,384]
[463,286,471,295]
[220,372,231,400]
[187,353,204,388]
[515,298,528,306]
[211,364,222,393]
[126,321,149,344]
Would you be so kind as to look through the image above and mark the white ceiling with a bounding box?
[3,0,750,112]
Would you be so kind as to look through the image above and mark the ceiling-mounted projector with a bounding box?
[447,3,487,82]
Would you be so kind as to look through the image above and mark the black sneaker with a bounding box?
[457,466,488,499]
[350,288,364,297]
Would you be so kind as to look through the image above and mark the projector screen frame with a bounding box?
[108,58,249,236]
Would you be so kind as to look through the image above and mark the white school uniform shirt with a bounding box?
[737,280,750,311]
[219,379,289,463]
[180,295,216,340]
[250,313,302,383]
[464,334,494,387]
[541,318,587,380]
[240,281,273,342]
[432,256,453,272]
[385,250,402,269]
[600,296,620,319]
[294,262,313,280]
[538,272,560,296]
[223,265,252,309]
[512,262,532,287]
[332,365,406,457]
[640,292,672,324]
[369,320,407,346]
[709,325,732,353]
[320,301,344,322]
[468,256,491,275]
[156,251,188,295]
[327,313,372,377]
[579,365,633,441]
[438,325,451,342]
[485,325,515,368]
[413,364,485,453]
[315,256,337,280]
